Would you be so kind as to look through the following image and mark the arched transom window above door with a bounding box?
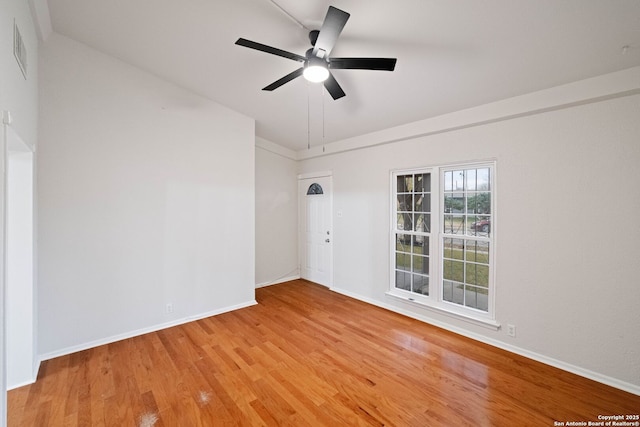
[306,183,324,195]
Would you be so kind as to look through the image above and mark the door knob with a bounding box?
[325,239,330,243]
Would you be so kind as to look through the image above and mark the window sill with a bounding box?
[384,291,501,331]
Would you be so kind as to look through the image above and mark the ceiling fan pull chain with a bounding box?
[307,81,311,150]
[322,85,325,142]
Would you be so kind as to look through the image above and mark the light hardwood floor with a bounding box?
[8,280,640,426]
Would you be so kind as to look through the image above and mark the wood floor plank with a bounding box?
[8,280,640,426]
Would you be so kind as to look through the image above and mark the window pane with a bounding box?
[443,280,453,302]
[469,192,491,215]
[443,281,464,305]
[397,194,412,212]
[466,169,477,191]
[412,255,429,275]
[415,173,431,192]
[415,214,430,233]
[443,259,464,282]
[477,287,489,311]
[465,285,477,308]
[396,234,411,252]
[444,194,463,213]
[443,238,464,260]
[397,175,411,193]
[423,174,431,192]
[466,241,489,264]
[396,252,411,271]
[306,183,324,195]
[465,263,489,287]
[452,170,464,191]
[414,174,423,192]
[444,171,453,191]
[465,286,488,311]
[395,271,411,291]
[414,193,430,213]
[413,275,429,295]
[477,168,490,191]
[397,213,413,231]
[443,215,464,234]
[413,236,429,255]
[469,215,490,236]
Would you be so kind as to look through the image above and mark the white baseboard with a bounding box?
[330,285,640,397]
[255,274,300,288]
[38,300,258,363]
[6,357,42,391]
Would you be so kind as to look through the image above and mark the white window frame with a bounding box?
[387,161,498,329]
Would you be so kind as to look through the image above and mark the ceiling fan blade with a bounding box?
[330,57,397,71]
[236,38,306,62]
[262,68,304,91]
[323,72,346,100]
[312,6,350,58]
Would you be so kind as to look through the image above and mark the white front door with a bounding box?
[299,175,332,287]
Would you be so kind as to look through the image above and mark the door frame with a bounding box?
[298,171,333,288]
[5,125,37,389]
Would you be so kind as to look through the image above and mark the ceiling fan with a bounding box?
[235,5,397,100]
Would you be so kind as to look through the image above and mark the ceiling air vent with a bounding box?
[13,20,27,79]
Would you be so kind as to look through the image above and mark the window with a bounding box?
[394,173,431,296]
[390,163,496,324]
[306,183,324,195]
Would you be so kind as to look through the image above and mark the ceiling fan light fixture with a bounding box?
[303,58,329,83]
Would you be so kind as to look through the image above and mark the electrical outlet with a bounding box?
[507,324,516,337]
[165,303,173,314]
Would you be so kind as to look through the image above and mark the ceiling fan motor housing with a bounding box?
[309,30,320,46]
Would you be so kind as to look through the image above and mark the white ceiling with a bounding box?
[45,0,640,151]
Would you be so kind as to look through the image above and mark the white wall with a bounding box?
[38,34,256,357]
[298,91,640,392]
[255,139,298,287]
[1,0,39,420]
[0,0,38,149]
